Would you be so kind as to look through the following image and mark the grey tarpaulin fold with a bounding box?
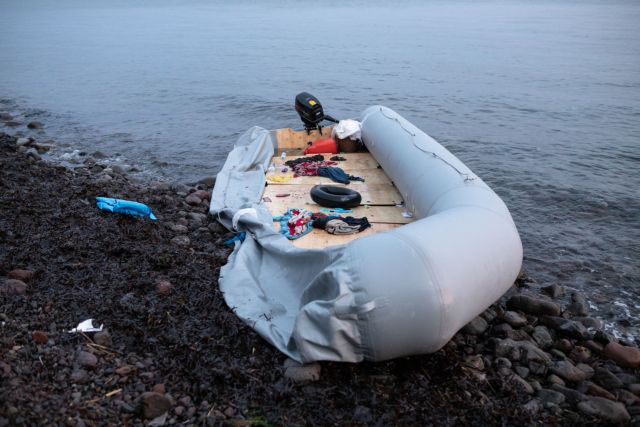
[209,108,523,363]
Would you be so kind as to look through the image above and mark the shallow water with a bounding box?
[1,0,639,338]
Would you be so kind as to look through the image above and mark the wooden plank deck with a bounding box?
[264,128,411,248]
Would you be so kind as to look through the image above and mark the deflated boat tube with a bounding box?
[211,106,523,363]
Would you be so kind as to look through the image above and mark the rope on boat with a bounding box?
[378,107,476,182]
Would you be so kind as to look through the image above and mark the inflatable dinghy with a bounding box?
[210,106,523,363]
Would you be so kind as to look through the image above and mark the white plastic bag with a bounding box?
[332,119,362,141]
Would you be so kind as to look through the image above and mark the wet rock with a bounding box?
[283,359,321,382]
[25,148,41,161]
[540,316,590,340]
[115,365,136,376]
[579,381,616,400]
[93,330,112,347]
[171,236,190,247]
[492,323,513,337]
[16,137,31,146]
[111,164,126,175]
[171,183,190,196]
[119,292,138,310]
[521,399,542,416]
[141,392,172,420]
[198,176,216,187]
[547,374,565,387]
[185,194,202,206]
[550,384,587,404]
[532,326,553,349]
[27,121,43,129]
[515,366,530,378]
[5,120,21,127]
[615,389,640,406]
[570,346,591,363]
[555,338,573,353]
[550,360,590,383]
[463,355,485,370]
[567,292,589,317]
[506,374,534,394]
[0,279,28,295]
[574,317,602,330]
[594,367,624,390]
[542,284,565,298]
[32,330,48,344]
[152,384,166,394]
[95,174,113,184]
[156,280,173,296]
[208,222,224,234]
[538,388,565,405]
[577,396,630,424]
[186,212,207,224]
[8,269,33,282]
[504,329,532,341]
[603,342,640,368]
[529,360,548,376]
[77,351,98,368]
[615,372,637,386]
[508,338,551,364]
[629,383,640,396]
[507,295,561,316]
[462,316,488,335]
[193,189,210,201]
[583,340,604,353]
[0,112,13,120]
[33,143,53,154]
[503,311,527,328]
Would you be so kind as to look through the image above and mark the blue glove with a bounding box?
[96,197,157,220]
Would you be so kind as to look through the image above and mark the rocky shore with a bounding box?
[1,125,639,426]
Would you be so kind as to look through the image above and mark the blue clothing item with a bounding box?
[96,197,157,220]
[224,232,247,245]
[273,208,314,240]
[317,166,365,184]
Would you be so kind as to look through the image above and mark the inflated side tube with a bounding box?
[310,185,362,208]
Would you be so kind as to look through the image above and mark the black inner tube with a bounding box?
[310,185,362,208]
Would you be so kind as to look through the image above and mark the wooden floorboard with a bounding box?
[263,183,402,206]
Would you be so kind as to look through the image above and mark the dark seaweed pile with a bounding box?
[0,133,586,426]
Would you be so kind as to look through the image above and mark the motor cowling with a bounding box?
[295,92,338,134]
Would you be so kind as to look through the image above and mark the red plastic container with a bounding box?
[304,137,338,155]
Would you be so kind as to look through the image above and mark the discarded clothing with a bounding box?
[284,154,325,169]
[312,214,371,235]
[319,207,353,214]
[292,161,337,177]
[224,232,247,245]
[317,166,365,184]
[273,208,314,240]
[325,219,361,235]
[330,156,347,161]
[96,197,157,220]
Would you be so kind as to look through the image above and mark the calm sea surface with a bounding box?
[1,1,639,339]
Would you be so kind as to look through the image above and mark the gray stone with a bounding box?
[171,236,190,247]
[25,148,41,161]
[494,357,512,369]
[77,351,98,368]
[507,294,561,316]
[462,316,488,335]
[542,284,565,298]
[141,392,172,420]
[550,384,587,403]
[538,388,566,405]
[503,311,528,328]
[577,396,630,424]
[93,330,112,347]
[579,381,616,400]
[198,175,216,187]
[185,194,202,206]
[208,222,224,234]
[171,224,188,234]
[95,174,113,184]
[529,360,548,376]
[283,359,321,382]
[506,374,534,394]
[540,316,590,340]
[547,374,565,387]
[4,120,21,127]
[515,366,530,378]
[576,363,594,379]
[594,367,624,390]
[492,323,513,337]
[463,355,485,371]
[573,317,602,329]
[550,360,589,383]
[522,399,542,416]
[615,372,638,385]
[70,369,89,383]
[186,212,207,223]
[567,292,589,317]
[0,112,13,121]
[27,121,43,129]
[16,137,31,146]
[0,279,28,295]
[532,325,553,349]
[629,383,640,396]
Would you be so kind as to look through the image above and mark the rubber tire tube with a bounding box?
[310,185,362,208]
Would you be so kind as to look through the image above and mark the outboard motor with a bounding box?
[295,92,338,134]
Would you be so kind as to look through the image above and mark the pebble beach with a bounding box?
[1,119,640,425]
